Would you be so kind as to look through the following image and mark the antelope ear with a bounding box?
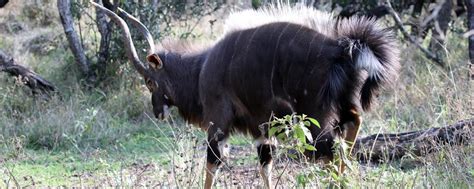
[146,53,163,69]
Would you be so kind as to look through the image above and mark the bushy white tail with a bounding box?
[336,17,400,110]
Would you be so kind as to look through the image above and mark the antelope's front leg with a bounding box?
[204,129,229,189]
[256,137,275,189]
[339,108,362,173]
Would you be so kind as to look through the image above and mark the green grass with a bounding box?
[2,144,472,187]
[0,120,206,188]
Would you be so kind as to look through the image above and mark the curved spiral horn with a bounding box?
[91,1,152,76]
[117,8,156,55]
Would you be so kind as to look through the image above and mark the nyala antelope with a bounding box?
[92,2,399,188]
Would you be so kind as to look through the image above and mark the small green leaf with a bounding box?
[294,126,306,143]
[296,174,307,187]
[296,146,305,154]
[288,153,297,159]
[277,132,287,140]
[268,127,279,137]
[304,144,316,151]
[307,117,320,128]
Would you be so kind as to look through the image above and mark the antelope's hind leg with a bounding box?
[344,109,361,154]
[338,108,362,173]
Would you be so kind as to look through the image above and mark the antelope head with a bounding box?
[92,2,173,119]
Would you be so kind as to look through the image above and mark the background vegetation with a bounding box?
[0,0,472,187]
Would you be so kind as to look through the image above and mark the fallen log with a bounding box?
[0,49,56,97]
[353,119,474,163]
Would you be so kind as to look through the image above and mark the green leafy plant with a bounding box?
[268,114,319,158]
[269,114,353,188]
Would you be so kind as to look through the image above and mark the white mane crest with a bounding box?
[223,4,336,38]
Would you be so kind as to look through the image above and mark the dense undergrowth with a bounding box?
[0,0,472,188]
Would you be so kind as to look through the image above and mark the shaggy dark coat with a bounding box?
[92,3,399,188]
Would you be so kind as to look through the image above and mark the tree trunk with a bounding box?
[57,0,91,76]
[429,0,453,63]
[353,119,473,163]
[466,0,474,79]
[95,0,114,77]
[0,49,56,97]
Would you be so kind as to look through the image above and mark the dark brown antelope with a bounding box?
[92,2,399,188]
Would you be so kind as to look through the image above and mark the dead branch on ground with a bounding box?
[0,49,56,97]
[353,119,473,163]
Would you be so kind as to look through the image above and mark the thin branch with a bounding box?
[385,0,445,68]
[463,29,474,38]
[3,165,20,188]
[274,159,291,189]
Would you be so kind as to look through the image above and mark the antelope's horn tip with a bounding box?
[117,8,127,14]
[90,1,101,7]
